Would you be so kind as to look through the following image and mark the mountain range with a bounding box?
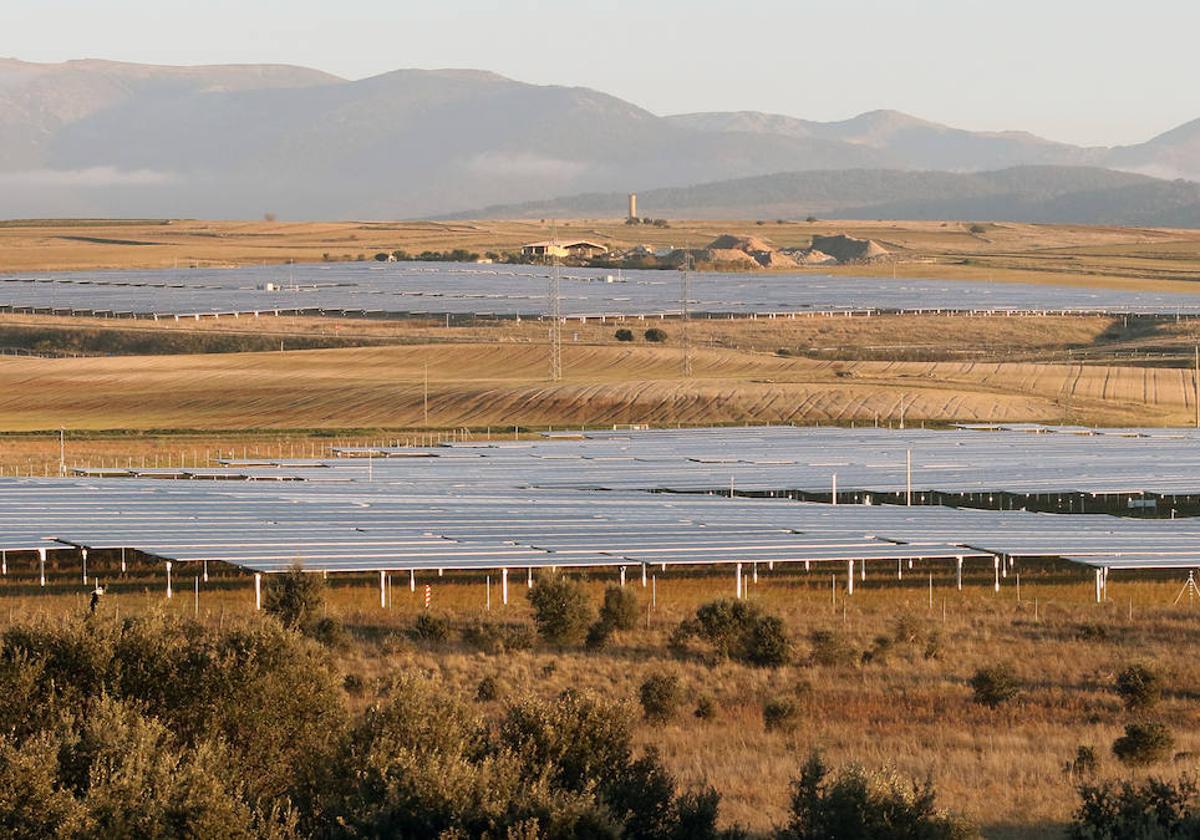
[2,58,1199,224]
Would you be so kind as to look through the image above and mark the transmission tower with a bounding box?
[548,253,562,382]
[680,250,693,377]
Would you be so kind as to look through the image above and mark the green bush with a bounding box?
[600,585,640,631]
[1112,722,1174,767]
[644,327,668,343]
[639,671,683,723]
[808,629,857,667]
[893,613,926,645]
[461,619,535,654]
[475,675,500,702]
[671,599,792,668]
[527,573,594,647]
[1115,663,1163,712]
[782,752,977,839]
[615,328,634,342]
[263,564,325,633]
[0,613,344,835]
[1072,775,1200,839]
[763,697,801,733]
[862,634,895,665]
[969,664,1020,708]
[1065,745,1099,778]
[409,611,450,643]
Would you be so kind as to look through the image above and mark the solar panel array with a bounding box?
[1,424,1199,575]
[4,261,1200,318]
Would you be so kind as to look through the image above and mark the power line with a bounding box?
[681,248,693,378]
[548,223,562,383]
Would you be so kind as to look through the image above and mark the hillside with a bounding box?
[0,58,1198,220]
[460,166,1200,227]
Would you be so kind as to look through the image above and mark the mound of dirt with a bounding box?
[787,249,834,265]
[707,234,775,252]
[702,248,762,268]
[754,250,799,269]
[810,234,890,263]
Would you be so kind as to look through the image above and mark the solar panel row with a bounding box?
[0,424,1198,585]
[5,261,1200,318]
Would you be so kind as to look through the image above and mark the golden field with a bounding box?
[0,339,1197,436]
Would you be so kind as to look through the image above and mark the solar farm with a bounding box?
[6,425,1200,607]
[7,261,1200,318]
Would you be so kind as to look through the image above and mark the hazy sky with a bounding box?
[5,0,1197,146]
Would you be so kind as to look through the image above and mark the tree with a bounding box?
[644,327,668,343]
[599,585,639,631]
[782,752,977,839]
[1072,776,1200,839]
[263,563,325,632]
[1115,664,1162,712]
[1112,722,1174,767]
[527,573,594,646]
[670,599,792,667]
[969,665,1020,708]
[615,328,634,342]
[639,672,683,723]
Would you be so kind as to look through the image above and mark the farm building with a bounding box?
[521,240,608,259]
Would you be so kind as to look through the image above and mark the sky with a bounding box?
[4,0,1198,147]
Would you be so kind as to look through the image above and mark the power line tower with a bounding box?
[680,249,693,377]
[548,248,562,383]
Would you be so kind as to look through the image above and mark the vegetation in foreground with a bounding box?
[0,558,1197,838]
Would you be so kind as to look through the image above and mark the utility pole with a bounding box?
[1194,345,1198,429]
[548,222,562,383]
[681,249,693,378]
[58,427,65,476]
[423,361,429,426]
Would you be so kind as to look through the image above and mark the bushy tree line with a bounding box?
[0,613,737,839]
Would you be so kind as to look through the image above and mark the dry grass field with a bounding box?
[0,339,1196,437]
[3,554,1199,839]
[5,217,1200,293]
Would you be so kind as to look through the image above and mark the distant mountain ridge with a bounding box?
[0,58,1197,221]
[458,166,1200,228]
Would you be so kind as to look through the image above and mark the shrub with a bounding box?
[969,664,1020,708]
[862,634,895,665]
[639,672,683,723]
[924,630,944,661]
[1065,745,1099,778]
[309,616,346,648]
[1115,664,1163,712]
[527,573,594,646]
[808,629,857,667]
[694,695,717,721]
[671,599,792,668]
[782,752,977,839]
[600,585,640,631]
[343,673,365,696]
[1112,722,1175,767]
[409,611,450,643]
[461,619,535,654]
[263,563,324,632]
[475,675,500,702]
[763,697,801,733]
[893,613,926,645]
[644,327,668,343]
[615,328,634,342]
[584,619,614,651]
[1072,775,1200,839]
[968,223,988,234]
